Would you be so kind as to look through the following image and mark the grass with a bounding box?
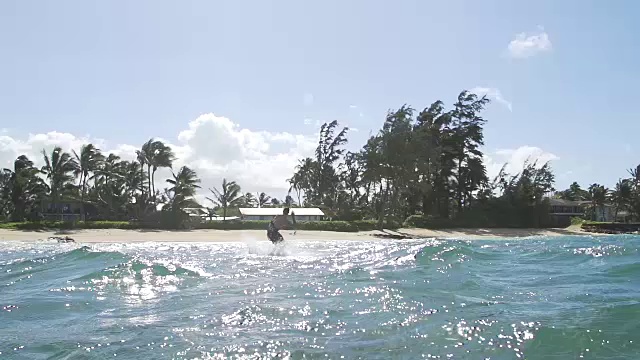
[0,219,401,232]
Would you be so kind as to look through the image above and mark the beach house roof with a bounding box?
[238,207,325,216]
[548,198,590,206]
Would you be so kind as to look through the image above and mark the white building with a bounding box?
[238,207,325,222]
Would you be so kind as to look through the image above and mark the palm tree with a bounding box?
[164,166,201,211]
[73,144,104,220]
[242,192,257,207]
[257,192,271,208]
[139,139,175,204]
[609,179,632,222]
[588,183,607,221]
[41,147,79,210]
[2,155,48,221]
[284,195,295,206]
[207,179,242,220]
[205,207,217,221]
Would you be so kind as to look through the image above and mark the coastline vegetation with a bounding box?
[1,90,639,232]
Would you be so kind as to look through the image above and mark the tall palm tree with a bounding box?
[73,144,104,220]
[609,179,632,222]
[207,179,242,220]
[149,142,175,201]
[0,168,11,218]
[41,146,79,210]
[284,195,295,206]
[257,192,271,208]
[242,192,257,207]
[139,138,175,205]
[2,155,48,221]
[164,166,201,213]
[588,183,607,221]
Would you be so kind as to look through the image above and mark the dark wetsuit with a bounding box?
[267,220,284,244]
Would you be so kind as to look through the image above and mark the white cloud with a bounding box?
[0,114,318,201]
[507,27,552,59]
[470,87,512,111]
[484,145,559,180]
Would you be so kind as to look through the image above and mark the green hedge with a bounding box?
[403,212,557,229]
[0,219,400,232]
[0,221,135,230]
[194,220,400,232]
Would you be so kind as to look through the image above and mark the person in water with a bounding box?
[267,207,296,243]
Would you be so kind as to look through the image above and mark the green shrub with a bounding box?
[0,219,397,232]
[570,217,586,226]
[298,221,359,232]
[195,220,270,230]
[404,215,459,229]
[349,220,401,231]
[195,220,360,232]
[0,220,133,230]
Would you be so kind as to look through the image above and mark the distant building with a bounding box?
[591,204,628,222]
[238,207,325,222]
[548,198,627,223]
[40,199,91,221]
[549,198,588,216]
[548,198,588,226]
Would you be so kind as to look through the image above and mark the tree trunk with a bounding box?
[80,172,86,221]
[140,161,146,199]
[377,181,390,230]
[151,168,157,203]
[147,166,152,201]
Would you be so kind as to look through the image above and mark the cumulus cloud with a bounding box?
[0,114,318,200]
[484,145,559,180]
[470,87,512,111]
[507,27,552,59]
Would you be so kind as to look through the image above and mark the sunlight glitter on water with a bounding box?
[1,236,640,359]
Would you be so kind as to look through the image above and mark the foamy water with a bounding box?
[1,235,639,359]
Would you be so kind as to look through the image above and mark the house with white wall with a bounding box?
[239,207,324,222]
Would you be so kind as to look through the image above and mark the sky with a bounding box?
[1,0,639,200]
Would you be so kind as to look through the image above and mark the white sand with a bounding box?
[0,227,586,243]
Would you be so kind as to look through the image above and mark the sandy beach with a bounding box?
[0,226,586,243]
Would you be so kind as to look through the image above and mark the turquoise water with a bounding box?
[1,235,639,359]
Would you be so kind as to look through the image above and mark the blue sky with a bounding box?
[1,0,639,196]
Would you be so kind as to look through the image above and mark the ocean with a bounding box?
[1,235,639,359]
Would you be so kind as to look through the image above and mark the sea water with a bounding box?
[1,235,639,359]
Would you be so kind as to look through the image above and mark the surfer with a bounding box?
[267,207,296,244]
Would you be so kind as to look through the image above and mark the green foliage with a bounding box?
[0,220,400,232]
[4,88,640,230]
[207,178,243,220]
[287,90,563,229]
[0,221,134,230]
[194,220,396,232]
[404,201,554,229]
[570,217,586,225]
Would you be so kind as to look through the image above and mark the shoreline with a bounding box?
[0,227,589,243]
